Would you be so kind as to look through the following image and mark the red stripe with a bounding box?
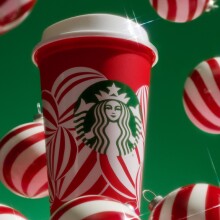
[135,147,141,164]
[190,70,220,117]
[57,128,77,178]
[55,127,65,179]
[0,206,25,218]
[99,155,135,198]
[21,154,47,196]
[172,185,194,220]
[188,0,198,21]
[207,58,220,91]
[167,0,177,21]
[0,123,42,150]
[54,71,101,98]
[83,211,138,220]
[117,157,135,187]
[184,91,220,130]
[151,0,158,10]
[61,151,97,199]
[151,199,164,220]
[42,91,59,121]
[81,175,107,196]
[52,195,114,219]
[2,132,45,195]
[33,182,48,197]
[205,185,220,220]
[49,131,58,180]
[57,76,102,104]
[43,108,58,128]
[59,103,75,121]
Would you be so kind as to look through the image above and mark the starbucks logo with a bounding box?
[73,81,142,156]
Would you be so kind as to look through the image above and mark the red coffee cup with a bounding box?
[33,13,158,216]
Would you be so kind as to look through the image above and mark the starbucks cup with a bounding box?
[32,13,158,216]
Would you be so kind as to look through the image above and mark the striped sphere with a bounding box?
[0,204,27,220]
[149,0,211,23]
[0,119,48,198]
[51,195,140,220]
[149,183,220,220]
[183,57,220,134]
[0,0,36,34]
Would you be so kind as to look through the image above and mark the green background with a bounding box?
[0,0,220,219]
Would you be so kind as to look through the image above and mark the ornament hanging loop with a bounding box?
[143,190,163,211]
[34,103,43,121]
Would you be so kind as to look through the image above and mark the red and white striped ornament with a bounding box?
[183,57,220,134]
[149,0,217,23]
[0,113,48,198]
[0,204,27,220]
[0,0,37,34]
[148,183,220,220]
[51,195,140,220]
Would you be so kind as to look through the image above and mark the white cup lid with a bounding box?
[33,14,158,65]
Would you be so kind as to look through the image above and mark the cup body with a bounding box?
[33,14,157,215]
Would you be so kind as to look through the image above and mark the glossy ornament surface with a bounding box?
[149,0,216,23]
[0,204,27,220]
[149,183,220,220]
[0,0,36,34]
[183,57,220,134]
[0,118,48,198]
[51,195,140,220]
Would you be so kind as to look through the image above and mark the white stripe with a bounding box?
[176,0,189,22]
[196,61,220,106]
[183,99,220,133]
[0,214,26,220]
[157,0,169,20]
[185,78,220,125]
[187,184,208,220]
[193,0,206,20]
[58,200,138,220]
[10,139,45,194]
[159,189,180,220]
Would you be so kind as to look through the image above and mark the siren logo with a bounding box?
[73,81,142,156]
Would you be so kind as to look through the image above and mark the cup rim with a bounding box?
[32,13,158,66]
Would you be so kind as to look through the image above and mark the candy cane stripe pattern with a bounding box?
[0,0,37,34]
[183,57,220,134]
[149,183,220,220]
[0,204,27,220]
[149,0,211,23]
[51,195,140,220]
[0,120,48,198]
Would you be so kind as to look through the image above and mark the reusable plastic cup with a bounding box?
[33,13,158,216]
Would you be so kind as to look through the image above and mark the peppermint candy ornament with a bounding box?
[149,0,218,23]
[183,57,220,134]
[0,105,48,198]
[147,183,220,220]
[0,0,37,34]
[51,195,140,220]
[0,204,27,219]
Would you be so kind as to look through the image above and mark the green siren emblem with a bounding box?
[73,81,142,156]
